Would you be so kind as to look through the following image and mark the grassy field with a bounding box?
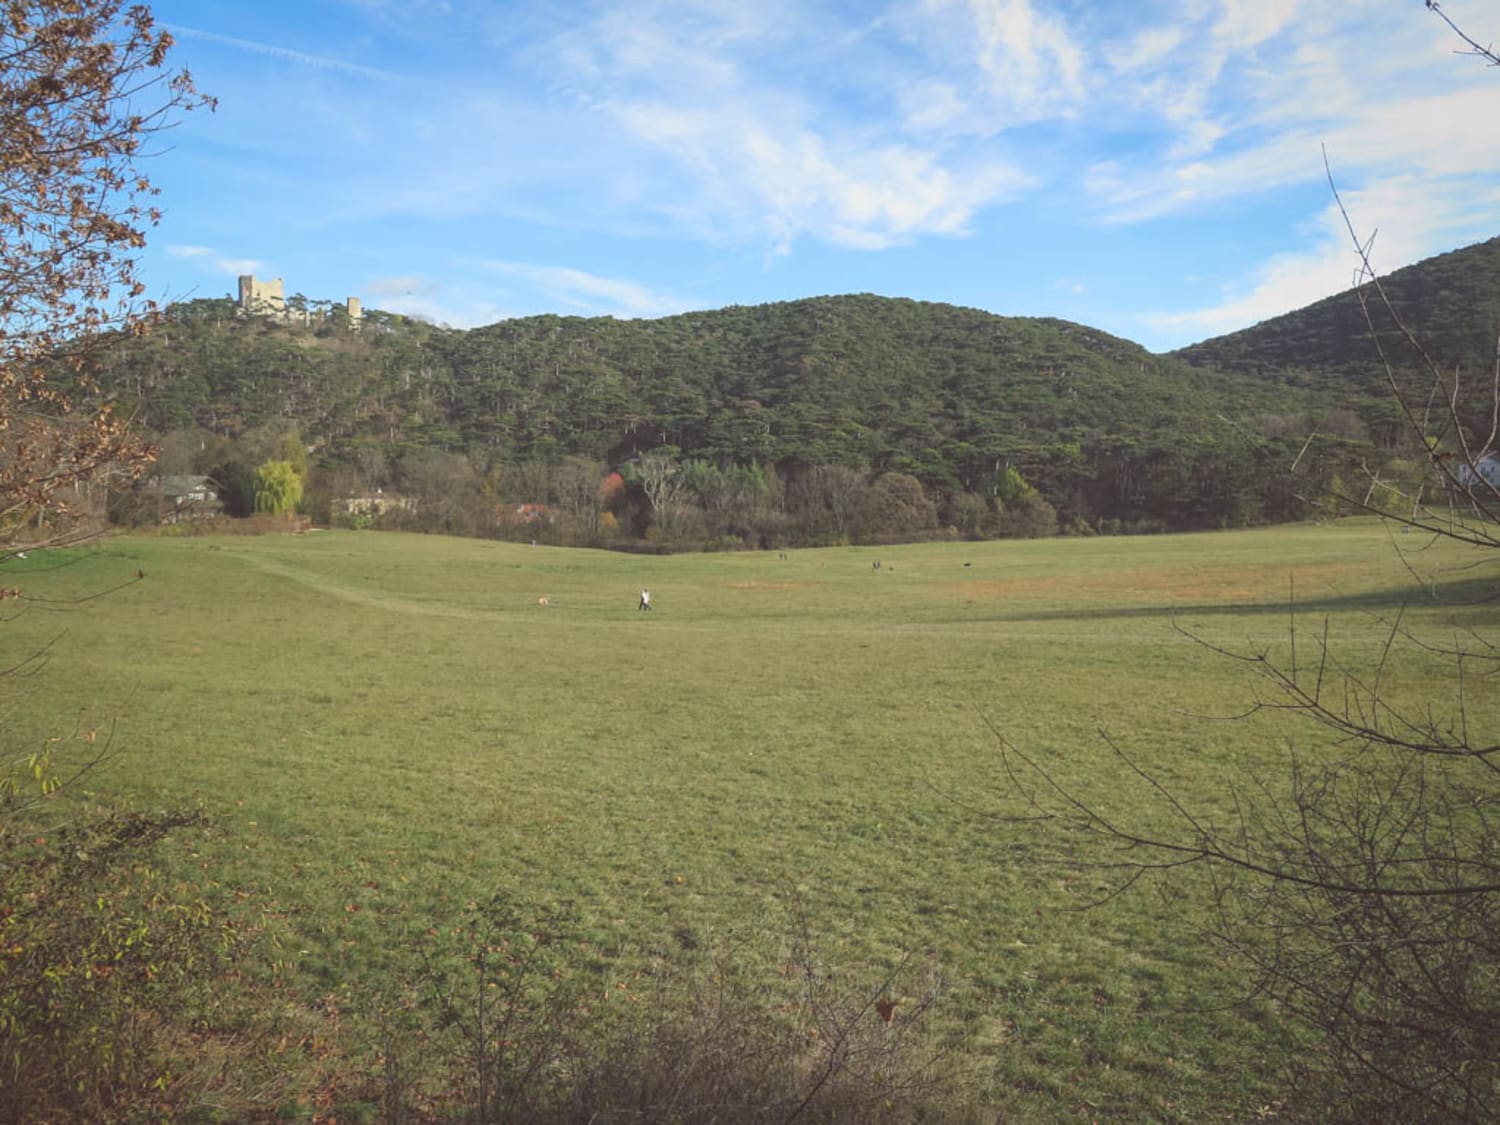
[6,520,1495,1119]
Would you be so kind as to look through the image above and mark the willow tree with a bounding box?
[253,459,302,516]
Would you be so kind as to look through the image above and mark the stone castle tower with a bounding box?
[237,274,285,316]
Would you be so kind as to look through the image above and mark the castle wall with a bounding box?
[237,274,285,316]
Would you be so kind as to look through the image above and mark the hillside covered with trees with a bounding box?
[93,238,1500,548]
[1174,235,1500,447]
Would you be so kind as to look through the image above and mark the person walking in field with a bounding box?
[639,587,652,611]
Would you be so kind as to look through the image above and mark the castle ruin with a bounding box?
[237,274,362,328]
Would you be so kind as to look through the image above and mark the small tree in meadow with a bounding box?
[253,459,302,515]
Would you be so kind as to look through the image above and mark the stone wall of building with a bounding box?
[237,274,285,316]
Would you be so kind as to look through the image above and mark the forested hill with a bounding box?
[1172,236,1500,444]
[100,291,1378,541]
[445,294,1298,466]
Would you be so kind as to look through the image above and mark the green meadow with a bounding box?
[7,520,1495,1119]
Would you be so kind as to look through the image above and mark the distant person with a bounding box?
[639,587,652,611]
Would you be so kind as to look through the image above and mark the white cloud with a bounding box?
[1147,176,1500,338]
[1211,0,1297,52]
[965,0,1086,107]
[366,1,1494,273]
[1113,25,1184,73]
[167,25,405,81]
[1081,1,1500,224]
[887,0,1089,134]
[896,79,970,134]
[167,244,266,277]
[473,261,695,319]
[532,0,1029,251]
[217,257,267,276]
[613,99,1025,251]
[358,275,512,329]
[1088,71,1500,227]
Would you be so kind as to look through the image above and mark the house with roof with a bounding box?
[155,475,223,524]
[1458,451,1500,494]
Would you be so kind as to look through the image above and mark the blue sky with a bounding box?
[137,0,1500,352]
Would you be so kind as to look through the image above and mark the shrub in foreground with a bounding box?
[358,895,973,1123]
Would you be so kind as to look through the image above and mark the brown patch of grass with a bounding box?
[728,581,813,591]
[948,562,1347,604]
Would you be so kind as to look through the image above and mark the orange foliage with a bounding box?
[598,471,625,508]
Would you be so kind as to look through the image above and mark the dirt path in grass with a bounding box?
[232,552,518,620]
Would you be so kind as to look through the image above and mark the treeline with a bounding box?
[93,292,1421,546]
[318,454,1062,549]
